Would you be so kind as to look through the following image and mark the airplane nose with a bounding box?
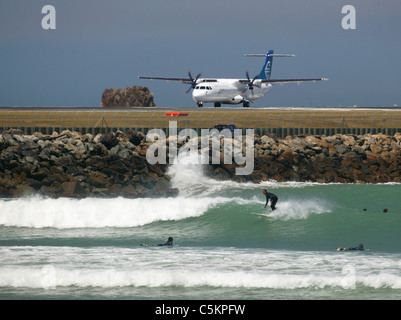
[192,89,201,101]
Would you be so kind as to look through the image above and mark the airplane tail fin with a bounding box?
[245,50,295,80]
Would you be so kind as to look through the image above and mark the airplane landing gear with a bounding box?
[214,102,221,108]
[243,101,250,108]
[197,102,203,107]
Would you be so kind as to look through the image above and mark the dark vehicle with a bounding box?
[213,124,237,132]
[213,124,237,138]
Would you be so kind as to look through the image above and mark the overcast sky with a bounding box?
[0,0,400,107]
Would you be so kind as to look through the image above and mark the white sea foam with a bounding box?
[266,198,332,220]
[167,150,327,197]
[167,151,211,197]
[0,194,257,229]
[5,267,399,289]
[0,148,333,229]
[1,247,400,290]
[0,196,228,229]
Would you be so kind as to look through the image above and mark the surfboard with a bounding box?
[251,212,271,217]
[140,243,178,247]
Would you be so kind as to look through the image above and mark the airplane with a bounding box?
[138,50,328,108]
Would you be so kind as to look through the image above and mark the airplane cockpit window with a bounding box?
[195,86,212,90]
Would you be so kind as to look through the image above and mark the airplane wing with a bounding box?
[138,76,193,84]
[261,78,328,84]
[239,78,328,84]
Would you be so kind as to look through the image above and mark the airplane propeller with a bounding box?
[185,71,202,95]
[245,71,260,94]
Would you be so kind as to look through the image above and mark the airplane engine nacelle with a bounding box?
[231,95,244,103]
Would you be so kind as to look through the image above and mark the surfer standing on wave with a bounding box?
[263,189,278,211]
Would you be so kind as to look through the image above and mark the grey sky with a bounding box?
[0,0,400,107]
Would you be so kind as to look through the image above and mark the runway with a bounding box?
[0,105,400,112]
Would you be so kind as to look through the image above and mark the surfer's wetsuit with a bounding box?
[158,237,174,246]
[338,244,364,251]
[347,244,364,251]
[265,192,278,211]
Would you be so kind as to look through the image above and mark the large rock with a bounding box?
[101,86,156,107]
[0,130,180,199]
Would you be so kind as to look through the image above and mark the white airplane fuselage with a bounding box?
[138,50,327,108]
[192,79,273,105]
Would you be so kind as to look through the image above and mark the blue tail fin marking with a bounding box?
[258,50,274,80]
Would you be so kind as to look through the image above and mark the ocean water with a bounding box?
[0,153,400,300]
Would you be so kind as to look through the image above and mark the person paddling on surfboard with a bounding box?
[158,237,174,246]
[263,189,278,211]
[337,244,364,251]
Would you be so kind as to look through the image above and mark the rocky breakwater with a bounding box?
[246,133,401,183]
[1,130,401,198]
[0,129,177,198]
[136,131,401,184]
